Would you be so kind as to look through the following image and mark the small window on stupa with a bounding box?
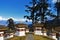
[0,34,1,36]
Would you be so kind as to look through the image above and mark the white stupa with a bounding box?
[15,23,27,36]
[49,32,57,40]
[0,32,4,40]
[33,23,44,35]
[26,27,29,33]
[42,28,47,36]
[5,31,14,39]
[0,25,8,40]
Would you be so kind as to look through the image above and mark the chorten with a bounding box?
[42,28,47,36]
[15,23,27,36]
[0,25,8,40]
[33,23,44,35]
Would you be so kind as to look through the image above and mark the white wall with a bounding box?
[15,28,26,36]
[0,32,4,34]
[52,36,57,40]
[10,33,14,38]
[5,33,14,39]
[43,33,47,36]
[34,31,43,35]
[17,28,25,29]
[9,35,13,38]
[34,27,43,35]
[26,29,29,33]
[0,37,4,40]
[0,32,4,40]
[26,31,29,33]
[15,31,25,36]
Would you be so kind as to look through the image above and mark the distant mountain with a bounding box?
[0,20,32,26]
[0,20,7,26]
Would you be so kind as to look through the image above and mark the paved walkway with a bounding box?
[26,33,34,40]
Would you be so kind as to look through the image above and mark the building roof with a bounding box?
[15,23,28,28]
[0,25,8,31]
[5,30,14,33]
[54,26,60,32]
[33,23,44,27]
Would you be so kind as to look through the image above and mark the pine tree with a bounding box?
[7,18,15,30]
[24,0,57,24]
[24,0,36,24]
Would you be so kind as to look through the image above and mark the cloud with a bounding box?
[0,16,32,22]
[0,16,3,20]
[0,16,7,21]
[52,0,57,3]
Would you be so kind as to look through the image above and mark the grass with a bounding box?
[33,35,55,40]
[7,36,26,40]
[25,32,34,35]
[7,33,55,40]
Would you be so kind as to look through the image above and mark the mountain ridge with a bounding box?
[0,20,32,26]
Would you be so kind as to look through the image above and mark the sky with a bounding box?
[0,0,57,21]
[0,0,31,21]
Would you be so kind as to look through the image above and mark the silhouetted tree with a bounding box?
[33,0,56,23]
[51,0,60,27]
[7,18,15,30]
[24,0,57,24]
[55,0,60,19]
[24,0,37,24]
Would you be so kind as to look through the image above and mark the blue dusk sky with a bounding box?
[0,0,57,21]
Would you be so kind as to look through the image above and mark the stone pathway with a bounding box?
[26,32,34,40]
